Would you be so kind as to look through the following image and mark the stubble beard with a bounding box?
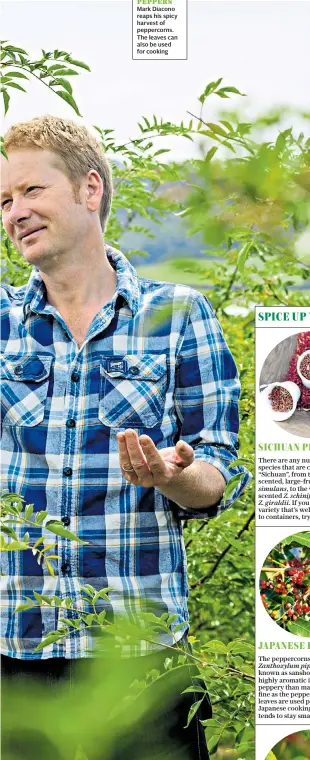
[19,238,64,273]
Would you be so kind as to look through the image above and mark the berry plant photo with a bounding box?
[260,532,310,637]
[265,730,310,760]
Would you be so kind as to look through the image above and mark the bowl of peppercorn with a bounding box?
[260,381,301,421]
[297,349,310,389]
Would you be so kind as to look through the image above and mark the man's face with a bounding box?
[1,148,90,269]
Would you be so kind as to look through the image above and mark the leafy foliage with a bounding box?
[1,40,310,759]
[0,493,84,576]
[1,41,90,122]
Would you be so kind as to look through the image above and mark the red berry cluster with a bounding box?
[260,554,310,628]
[284,330,310,408]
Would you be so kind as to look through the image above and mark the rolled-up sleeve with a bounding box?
[172,291,252,520]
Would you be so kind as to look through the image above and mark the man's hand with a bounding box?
[116,429,194,487]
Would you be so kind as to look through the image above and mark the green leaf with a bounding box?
[265,752,277,760]
[220,120,233,132]
[165,613,179,627]
[44,520,84,542]
[1,140,8,159]
[81,585,96,598]
[55,89,81,116]
[33,591,44,604]
[1,493,24,505]
[2,45,28,54]
[14,602,35,612]
[45,561,55,577]
[40,543,57,554]
[4,81,26,92]
[1,525,18,539]
[39,594,52,605]
[32,537,44,551]
[47,63,73,72]
[3,71,28,79]
[184,698,203,728]
[1,76,17,85]
[205,146,218,163]
[182,685,206,695]
[237,241,253,274]
[153,149,171,157]
[2,88,10,115]
[34,633,64,652]
[203,640,227,653]
[207,734,220,753]
[205,123,229,137]
[85,613,96,626]
[49,68,79,77]
[227,458,253,469]
[237,742,255,753]
[62,618,81,629]
[202,78,223,99]
[222,140,236,153]
[4,540,28,551]
[199,130,220,141]
[227,639,254,654]
[223,473,244,503]
[35,510,48,524]
[52,77,72,94]
[67,58,91,71]
[282,532,310,548]
[51,596,62,607]
[287,619,310,637]
[200,719,221,729]
[216,86,246,97]
[92,587,114,605]
[24,504,34,520]
[173,622,187,633]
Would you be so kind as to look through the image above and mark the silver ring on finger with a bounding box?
[122,466,135,472]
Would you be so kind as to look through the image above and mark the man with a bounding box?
[1,115,250,759]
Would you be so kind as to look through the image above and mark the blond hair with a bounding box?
[4,115,113,231]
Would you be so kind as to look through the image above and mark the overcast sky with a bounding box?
[2,1,310,159]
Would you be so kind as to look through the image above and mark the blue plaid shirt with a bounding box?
[1,247,250,659]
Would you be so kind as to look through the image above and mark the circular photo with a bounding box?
[265,729,310,760]
[259,330,310,438]
[260,531,310,636]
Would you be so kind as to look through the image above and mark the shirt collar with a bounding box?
[22,245,141,322]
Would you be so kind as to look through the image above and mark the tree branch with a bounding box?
[190,510,255,589]
[214,264,239,314]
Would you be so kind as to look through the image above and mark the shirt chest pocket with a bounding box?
[0,354,53,427]
[99,354,168,428]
